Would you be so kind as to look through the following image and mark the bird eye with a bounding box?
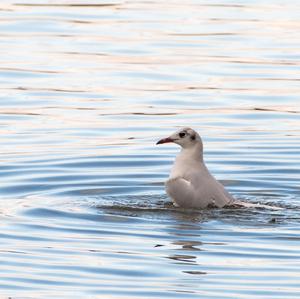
[179,132,186,138]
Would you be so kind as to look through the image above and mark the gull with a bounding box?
[156,127,235,209]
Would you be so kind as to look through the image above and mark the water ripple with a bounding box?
[0,0,300,298]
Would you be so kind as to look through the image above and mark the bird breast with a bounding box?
[169,154,205,181]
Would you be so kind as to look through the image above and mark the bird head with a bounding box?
[156,127,201,149]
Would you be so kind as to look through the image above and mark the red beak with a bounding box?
[156,137,173,145]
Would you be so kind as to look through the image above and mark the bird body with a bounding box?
[157,128,234,209]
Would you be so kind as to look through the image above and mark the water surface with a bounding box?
[0,1,300,298]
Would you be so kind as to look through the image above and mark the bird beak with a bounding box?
[156,137,174,145]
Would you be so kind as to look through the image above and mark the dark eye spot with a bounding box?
[191,135,196,141]
[179,132,186,138]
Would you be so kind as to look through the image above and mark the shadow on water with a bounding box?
[91,194,300,225]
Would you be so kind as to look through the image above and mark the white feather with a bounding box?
[158,128,234,209]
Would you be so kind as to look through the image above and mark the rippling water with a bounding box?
[0,1,300,298]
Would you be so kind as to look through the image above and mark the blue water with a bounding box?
[0,1,300,298]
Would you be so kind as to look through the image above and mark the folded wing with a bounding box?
[166,177,209,209]
[208,180,234,208]
[166,176,233,209]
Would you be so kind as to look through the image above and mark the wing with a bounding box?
[187,166,234,208]
[209,180,235,208]
[165,177,209,209]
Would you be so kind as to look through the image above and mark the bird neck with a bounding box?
[180,141,203,162]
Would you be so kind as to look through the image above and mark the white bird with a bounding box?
[156,127,235,209]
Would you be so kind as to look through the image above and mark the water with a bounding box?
[0,1,300,298]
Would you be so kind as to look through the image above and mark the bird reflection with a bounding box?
[167,254,197,264]
[172,240,203,251]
